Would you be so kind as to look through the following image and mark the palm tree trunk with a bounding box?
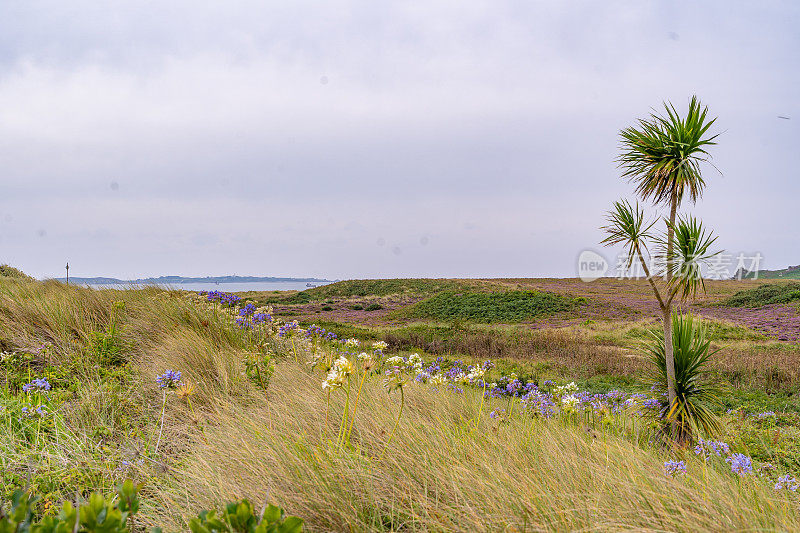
[664,189,678,418]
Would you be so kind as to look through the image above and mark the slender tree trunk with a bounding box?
[663,307,676,398]
[664,190,678,419]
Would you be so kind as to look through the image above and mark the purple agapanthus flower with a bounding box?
[238,303,257,317]
[22,378,51,393]
[156,370,183,389]
[694,438,730,459]
[206,291,240,307]
[664,460,687,476]
[776,475,799,491]
[726,453,753,476]
[642,398,661,409]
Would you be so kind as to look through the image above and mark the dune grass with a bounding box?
[0,264,33,280]
[3,278,800,531]
[149,360,800,532]
[0,280,252,503]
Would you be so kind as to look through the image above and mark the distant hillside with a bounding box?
[256,278,487,304]
[739,265,800,280]
[55,275,332,285]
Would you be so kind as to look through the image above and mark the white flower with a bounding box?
[323,368,344,390]
[386,355,405,365]
[466,366,485,382]
[357,352,370,360]
[372,341,388,351]
[344,338,360,348]
[561,394,579,411]
[407,353,423,372]
[333,356,353,376]
[321,356,354,390]
[453,371,469,384]
[429,374,445,386]
[554,381,579,397]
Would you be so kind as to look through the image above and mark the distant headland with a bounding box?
[54,275,333,285]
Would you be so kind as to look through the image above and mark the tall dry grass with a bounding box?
[149,359,800,532]
[0,280,253,496]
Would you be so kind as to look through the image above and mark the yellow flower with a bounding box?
[175,381,197,400]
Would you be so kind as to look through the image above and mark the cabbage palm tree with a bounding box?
[603,96,718,435]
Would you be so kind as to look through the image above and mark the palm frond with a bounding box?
[600,199,656,268]
[643,312,723,441]
[657,216,720,301]
[618,96,718,206]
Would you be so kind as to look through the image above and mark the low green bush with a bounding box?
[190,498,303,533]
[406,290,577,323]
[0,481,303,533]
[724,282,800,307]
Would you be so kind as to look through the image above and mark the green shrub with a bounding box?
[365,303,383,311]
[1,480,140,533]
[0,481,303,533]
[272,292,315,305]
[724,282,800,307]
[349,304,364,310]
[245,351,275,390]
[406,290,576,323]
[189,498,303,533]
[320,306,333,311]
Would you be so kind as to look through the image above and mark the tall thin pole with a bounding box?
[65,262,69,284]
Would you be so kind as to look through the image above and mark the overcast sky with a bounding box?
[0,1,797,280]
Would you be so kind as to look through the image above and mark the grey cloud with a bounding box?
[0,1,798,279]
